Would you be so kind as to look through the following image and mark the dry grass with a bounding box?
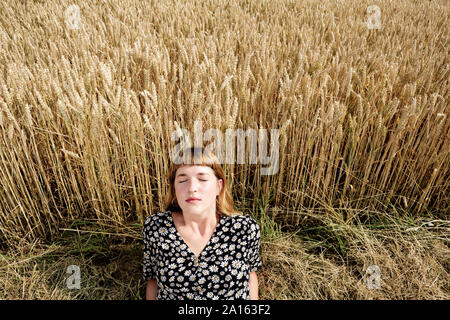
[260,214,449,299]
[0,211,448,299]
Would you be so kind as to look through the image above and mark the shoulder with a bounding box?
[229,214,260,232]
[143,211,170,230]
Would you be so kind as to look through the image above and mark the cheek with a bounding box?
[174,184,184,198]
[206,182,219,197]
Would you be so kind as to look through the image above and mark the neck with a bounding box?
[180,210,220,236]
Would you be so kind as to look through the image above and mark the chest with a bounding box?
[176,226,215,257]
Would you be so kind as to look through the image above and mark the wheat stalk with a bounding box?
[1,84,13,106]
[61,148,80,159]
[99,62,112,88]
[0,99,20,130]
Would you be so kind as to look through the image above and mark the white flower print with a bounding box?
[212,275,220,283]
[143,211,261,300]
[232,260,241,268]
[209,265,218,272]
[177,257,185,264]
[159,227,168,236]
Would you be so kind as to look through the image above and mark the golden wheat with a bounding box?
[0,0,447,248]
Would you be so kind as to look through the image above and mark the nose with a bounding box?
[187,179,199,193]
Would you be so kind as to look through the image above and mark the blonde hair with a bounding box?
[164,146,242,217]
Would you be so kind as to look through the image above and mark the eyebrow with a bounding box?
[176,172,210,178]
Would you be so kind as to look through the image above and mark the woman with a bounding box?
[143,146,262,300]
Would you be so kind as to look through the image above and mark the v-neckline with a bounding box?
[169,211,222,259]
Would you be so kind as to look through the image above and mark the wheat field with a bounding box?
[0,0,448,299]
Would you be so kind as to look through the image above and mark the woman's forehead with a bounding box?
[175,165,214,176]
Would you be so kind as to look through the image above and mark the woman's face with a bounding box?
[174,165,223,216]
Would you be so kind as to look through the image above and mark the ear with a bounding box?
[217,178,223,194]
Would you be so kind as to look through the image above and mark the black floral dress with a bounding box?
[143,211,262,300]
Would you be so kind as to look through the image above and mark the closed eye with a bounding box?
[179,179,208,183]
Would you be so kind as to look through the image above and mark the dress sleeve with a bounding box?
[143,215,158,280]
[246,217,262,272]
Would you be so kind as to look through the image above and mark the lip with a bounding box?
[186,197,201,203]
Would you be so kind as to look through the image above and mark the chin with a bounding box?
[187,205,205,211]
[181,204,211,214]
